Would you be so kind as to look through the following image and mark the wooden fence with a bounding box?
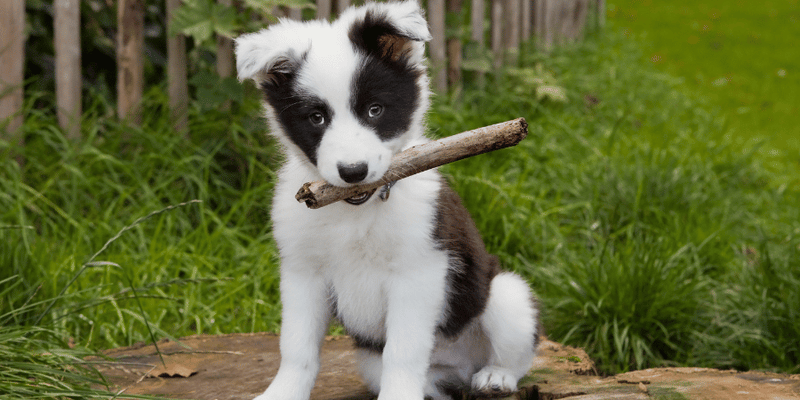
[0,0,604,141]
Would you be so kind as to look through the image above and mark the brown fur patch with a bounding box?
[433,180,500,337]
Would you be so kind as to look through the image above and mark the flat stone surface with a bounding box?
[97,333,800,400]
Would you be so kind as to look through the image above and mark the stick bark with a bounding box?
[296,118,528,209]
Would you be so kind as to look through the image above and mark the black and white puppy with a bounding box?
[236,2,540,399]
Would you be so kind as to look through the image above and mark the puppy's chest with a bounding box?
[314,210,440,338]
[320,224,408,334]
[328,265,389,337]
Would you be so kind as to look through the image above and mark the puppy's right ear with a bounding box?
[235,24,309,87]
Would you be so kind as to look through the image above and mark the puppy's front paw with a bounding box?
[252,380,310,400]
[471,366,518,398]
[252,388,304,400]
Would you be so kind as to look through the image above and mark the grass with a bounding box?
[1,21,799,397]
[607,0,800,188]
[432,29,799,373]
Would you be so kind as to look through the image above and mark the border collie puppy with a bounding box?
[235,2,541,399]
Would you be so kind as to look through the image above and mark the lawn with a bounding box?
[608,0,800,188]
[1,14,799,398]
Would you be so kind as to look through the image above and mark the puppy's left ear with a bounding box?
[346,1,432,65]
[235,22,309,85]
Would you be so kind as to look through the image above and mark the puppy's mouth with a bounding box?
[344,189,377,205]
[342,181,396,206]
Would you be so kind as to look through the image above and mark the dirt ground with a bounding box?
[96,333,800,400]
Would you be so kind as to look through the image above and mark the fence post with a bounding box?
[490,0,503,69]
[0,0,25,139]
[542,0,555,49]
[55,0,82,140]
[288,7,303,20]
[596,0,605,29]
[470,0,486,85]
[533,0,544,47]
[216,0,234,112]
[335,0,351,15]
[521,0,532,41]
[167,0,189,132]
[428,0,447,93]
[317,0,332,20]
[446,0,463,92]
[117,0,144,125]
[503,0,520,64]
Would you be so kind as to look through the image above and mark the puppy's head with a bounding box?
[236,1,431,187]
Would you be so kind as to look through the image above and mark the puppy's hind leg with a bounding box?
[472,272,540,397]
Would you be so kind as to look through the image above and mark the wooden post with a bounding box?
[288,7,302,20]
[317,0,332,20]
[596,0,605,29]
[0,0,25,138]
[55,0,82,140]
[559,0,589,42]
[167,0,189,132]
[490,0,503,69]
[503,0,520,64]
[534,0,545,46]
[335,0,351,15]
[117,0,144,124]
[470,0,485,49]
[542,0,555,49]
[521,0,532,41]
[446,0,463,92]
[216,0,234,113]
[428,0,447,92]
[470,0,486,85]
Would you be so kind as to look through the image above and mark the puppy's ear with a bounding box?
[347,1,432,64]
[235,23,308,87]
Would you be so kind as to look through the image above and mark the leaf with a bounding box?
[190,71,245,109]
[243,0,315,13]
[170,0,239,43]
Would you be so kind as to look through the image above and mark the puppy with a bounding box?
[235,2,541,399]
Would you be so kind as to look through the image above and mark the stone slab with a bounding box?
[96,333,800,400]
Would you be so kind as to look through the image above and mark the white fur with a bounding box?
[237,3,539,400]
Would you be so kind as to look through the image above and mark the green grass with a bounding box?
[2,88,284,349]
[1,22,799,396]
[433,30,799,374]
[607,0,800,188]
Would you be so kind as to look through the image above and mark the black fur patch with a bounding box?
[533,295,544,349]
[348,10,422,141]
[433,181,500,338]
[260,60,332,166]
[351,333,386,353]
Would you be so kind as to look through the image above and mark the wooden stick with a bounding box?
[295,118,528,209]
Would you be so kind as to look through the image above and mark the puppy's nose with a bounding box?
[337,162,369,184]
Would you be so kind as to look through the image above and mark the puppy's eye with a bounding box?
[368,104,383,118]
[309,112,325,126]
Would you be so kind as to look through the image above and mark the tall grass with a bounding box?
[1,24,798,387]
[2,86,283,349]
[433,31,800,374]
